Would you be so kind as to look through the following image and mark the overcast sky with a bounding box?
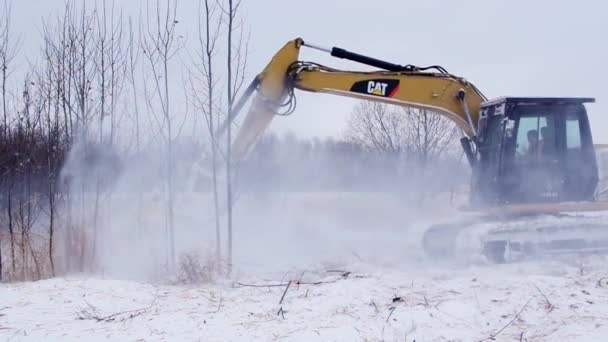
[7,0,608,143]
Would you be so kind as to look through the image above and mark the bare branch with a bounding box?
[477,297,534,342]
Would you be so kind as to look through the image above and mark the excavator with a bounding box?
[218,37,608,263]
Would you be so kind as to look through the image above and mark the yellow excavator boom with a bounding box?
[226,38,487,159]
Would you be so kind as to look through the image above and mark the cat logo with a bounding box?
[350,79,399,98]
[367,81,389,96]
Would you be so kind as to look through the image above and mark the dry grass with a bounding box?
[174,250,226,285]
[0,232,53,282]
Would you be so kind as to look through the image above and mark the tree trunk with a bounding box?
[19,197,27,280]
[211,124,221,261]
[49,184,55,277]
[164,53,175,271]
[203,0,222,263]
[0,226,3,281]
[226,0,234,275]
[8,189,15,275]
[1,56,6,138]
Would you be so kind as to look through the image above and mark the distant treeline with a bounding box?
[233,133,469,196]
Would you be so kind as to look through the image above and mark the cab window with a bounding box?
[516,115,546,160]
[565,113,582,149]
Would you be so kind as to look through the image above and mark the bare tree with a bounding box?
[46,2,100,273]
[0,0,19,138]
[91,0,109,265]
[16,76,40,280]
[39,1,120,273]
[91,0,127,268]
[43,2,98,273]
[399,106,460,165]
[187,0,249,273]
[40,3,73,273]
[0,0,20,279]
[142,0,185,271]
[345,101,461,201]
[346,101,409,153]
[0,48,70,281]
[38,28,54,279]
[125,14,147,235]
[69,3,97,136]
[36,58,61,276]
[347,101,459,158]
[220,0,249,275]
[127,16,142,151]
[190,0,223,261]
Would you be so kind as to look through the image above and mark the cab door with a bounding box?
[559,106,599,200]
[473,107,507,205]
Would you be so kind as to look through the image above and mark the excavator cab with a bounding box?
[473,97,599,206]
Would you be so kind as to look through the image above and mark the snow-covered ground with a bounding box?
[2,255,608,341]
[2,192,608,341]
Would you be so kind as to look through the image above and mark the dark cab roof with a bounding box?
[482,96,595,107]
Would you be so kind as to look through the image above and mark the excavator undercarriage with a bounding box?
[423,205,608,264]
[219,38,608,264]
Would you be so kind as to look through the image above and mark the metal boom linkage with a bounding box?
[218,38,486,160]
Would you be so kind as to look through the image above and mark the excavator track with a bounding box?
[422,202,608,264]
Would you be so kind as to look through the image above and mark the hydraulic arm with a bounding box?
[221,38,487,159]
